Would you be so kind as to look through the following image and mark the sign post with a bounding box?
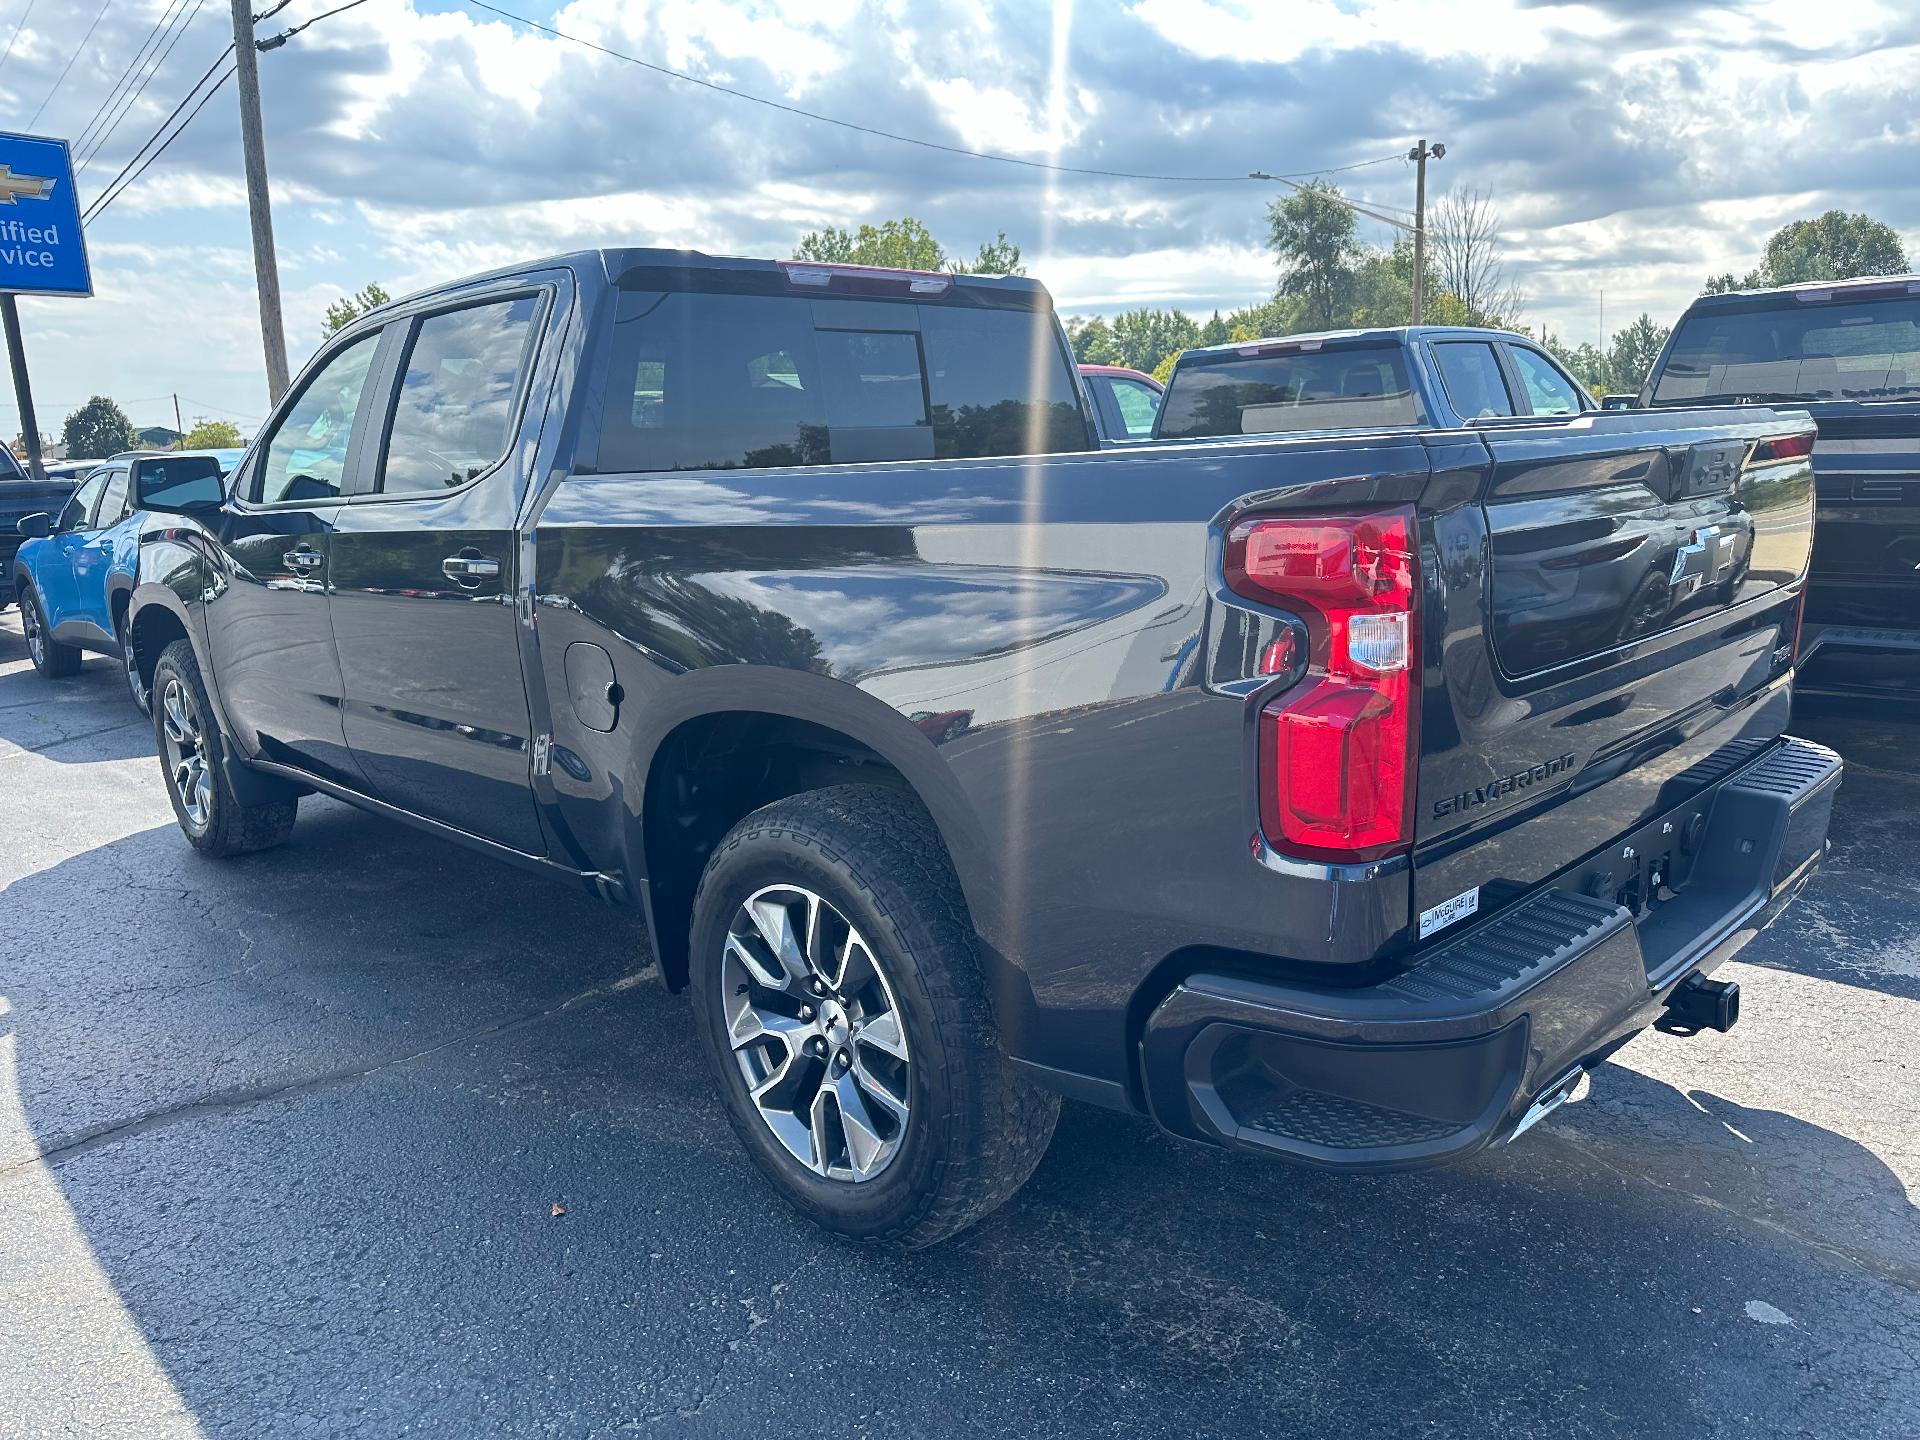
[1,131,94,486]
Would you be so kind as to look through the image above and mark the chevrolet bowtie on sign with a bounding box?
[0,132,92,298]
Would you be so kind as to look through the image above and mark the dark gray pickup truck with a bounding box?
[1634,275,1920,699]
[123,251,1838,1246]
[0,444,72,595]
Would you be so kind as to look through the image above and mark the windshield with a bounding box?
[1651,294,1920,405]
[1157,345,1423,439]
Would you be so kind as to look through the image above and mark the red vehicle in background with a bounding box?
[1079,364,1163,442]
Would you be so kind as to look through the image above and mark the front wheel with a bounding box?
[152,639,298,857]
[689,785,1059,1248]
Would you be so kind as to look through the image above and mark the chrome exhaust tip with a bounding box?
[1508,1067,1591,1143]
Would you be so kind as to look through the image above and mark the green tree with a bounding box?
[1760,210,1908,286]
[60,396,139,459]
[1546,337,1612,393]
[322,282,391,338]
[179,418,243,449]
[1065,314,1120,364]
[1109,307,1200,374]
[1606,313,1671,394]
[963,230,1025,276]
[794,217,947,271]
[1701,210,1910,294]
[1267,181,1362,330]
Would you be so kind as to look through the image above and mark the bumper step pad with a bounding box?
[1140,734,1841,1171]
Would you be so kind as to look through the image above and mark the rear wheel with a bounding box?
[152,639,297,856]
[18,585,81,678]
[117,608,150,714]
[689,784,1059,1248]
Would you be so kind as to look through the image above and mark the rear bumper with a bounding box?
[1139,735,1841,1170]
[1796,623,1920,699]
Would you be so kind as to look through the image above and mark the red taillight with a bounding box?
[1226,507,1418,862]
[1753,432,1815,463]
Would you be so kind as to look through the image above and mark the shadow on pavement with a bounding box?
[4,806,1916,1436]
[0,616,154,765]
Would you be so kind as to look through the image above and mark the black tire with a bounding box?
[117,606,151,715]
[18,585,81,677]
[689,784,1060,1249]
[152,639,298,857]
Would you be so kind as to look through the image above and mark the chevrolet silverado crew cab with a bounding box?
[1635,275,1920,700]
[125,251,1838,1247]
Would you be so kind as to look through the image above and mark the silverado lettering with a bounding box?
[1433,753,1578,819]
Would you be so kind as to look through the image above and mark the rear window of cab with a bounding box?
[593,290,1089,472]
[1157,344,1424,439]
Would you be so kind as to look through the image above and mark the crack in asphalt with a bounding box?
[0,716,147,760]
[1540,1128,1920,1296]
[0,965,658,1182]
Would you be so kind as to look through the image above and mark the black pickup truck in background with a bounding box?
[124,250,1838,1246]
[1638,275,1920,699]
[1,444,73,597]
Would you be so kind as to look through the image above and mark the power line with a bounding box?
[84,62,235,225]
[26,0,117,129]
[72,0,190,159]
[82,41,234,219]
[256,0,372,50]
[461,0,1393,186]
[0,0,35,75]
[77,0,211,177]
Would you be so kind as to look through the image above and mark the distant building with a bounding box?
[138,425,182,448]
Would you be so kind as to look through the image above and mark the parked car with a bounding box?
[1079,363,1162,442]
[10,452,227,711]
[1154,324,1596,440]
[1,446,79,594]
[1633,275,1920,699]
[126,249,1836,1247]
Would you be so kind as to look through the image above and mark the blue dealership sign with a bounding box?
[0,131,92,298]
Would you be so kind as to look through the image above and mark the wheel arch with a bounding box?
[126,585,197,694]
[625,667,1002,993]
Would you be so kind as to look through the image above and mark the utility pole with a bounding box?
[230,0,289,403]
[2,295,47,484]
[1407,139,1445,325]
[173,393,184,447]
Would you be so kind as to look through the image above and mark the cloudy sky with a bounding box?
[3,0,1917,441]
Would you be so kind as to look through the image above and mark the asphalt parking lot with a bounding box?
[0,609,1914,1440]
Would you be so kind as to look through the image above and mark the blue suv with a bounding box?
[11,451,239,711]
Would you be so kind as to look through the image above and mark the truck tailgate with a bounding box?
[1410,408,1815,934]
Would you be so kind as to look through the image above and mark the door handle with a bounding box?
[442,553,501,585]
[283,547,324,571]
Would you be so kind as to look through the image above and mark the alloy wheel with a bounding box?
[721,884,913,1183]
[159,678,213,831]
[121,621,148,710]
[21,594,46,667]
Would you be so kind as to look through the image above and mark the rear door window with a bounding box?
[1110,377,1161,437]
[1432,341,1516,419]
[1507,346,1584,415]
[596,290,1085,472]
[1157,345,1422,438]
[95,467,130,526]
[58,470,108,530]
[377,295,540,494]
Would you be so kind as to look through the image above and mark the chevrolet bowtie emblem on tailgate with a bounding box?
[1670,524,1738,595]
[0,166,57,204]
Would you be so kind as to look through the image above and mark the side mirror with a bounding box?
[15,512,51,539]
[1600,394,1637,411]
[132,455,226,516]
